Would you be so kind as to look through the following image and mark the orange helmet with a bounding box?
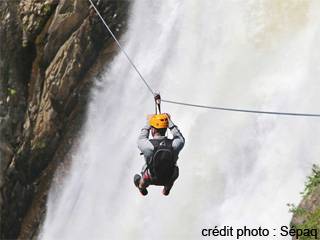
[150,114,168,129]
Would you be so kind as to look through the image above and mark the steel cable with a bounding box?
[89,0,320,118]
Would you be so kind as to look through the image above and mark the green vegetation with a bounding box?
[290,207,320,240]
[7,88,16,95]
[8,68,14,82]
[288,203,306,215]
[36,17,43,25]
[44,4,51,12]
[288,164,320,240]
[13,141,23,153]
[300,164,320,198]
[36,140,46,149]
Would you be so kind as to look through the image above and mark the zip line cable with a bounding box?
[89,0,320,118]
[89,0,155,97]
[162,99,320,117]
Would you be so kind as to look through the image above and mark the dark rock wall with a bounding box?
[0,0,130,239]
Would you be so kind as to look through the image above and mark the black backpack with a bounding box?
[148,138,175,182]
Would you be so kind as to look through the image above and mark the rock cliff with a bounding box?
[0,0,130,239]
[290,165,320,240]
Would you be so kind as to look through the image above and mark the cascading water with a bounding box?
[39,0,320,239]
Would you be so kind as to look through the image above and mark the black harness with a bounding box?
[145,138,176,184]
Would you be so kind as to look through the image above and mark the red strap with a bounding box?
[144,173,153,181]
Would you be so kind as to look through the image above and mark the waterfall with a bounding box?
[40,0,320,239]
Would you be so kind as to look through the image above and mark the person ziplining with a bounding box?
[134,114,185,196]
[134,93,185,196]
[134,112,185,196]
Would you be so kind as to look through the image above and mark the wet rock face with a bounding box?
[291,185,320,226]
[290,181,320,240]
[0,0,130,238]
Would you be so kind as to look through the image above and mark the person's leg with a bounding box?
[162,167,179,196]
[163,183,173,196]
[164,183,173,190]
[134,174,148,196]
[139,176,150,189]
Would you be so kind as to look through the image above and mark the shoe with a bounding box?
[162,187,170,196]
[134,174,148,196]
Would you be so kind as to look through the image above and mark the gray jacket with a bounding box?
[137,119,185,179]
